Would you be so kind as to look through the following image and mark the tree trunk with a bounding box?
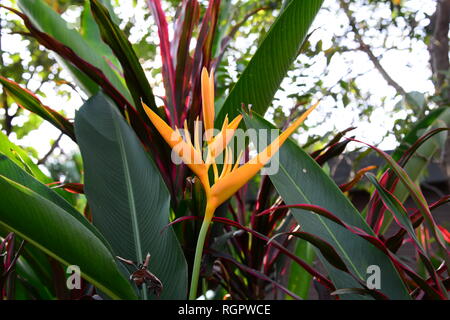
[428,0,450,182]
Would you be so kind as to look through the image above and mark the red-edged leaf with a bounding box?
[208,249,301,300]
[271,231,348,272]
[4,5,179,195]
[310,127,356,158]
[211,216,335,291]
[366,128,450,234]
[173,0,199,123]
[375,185,434,252]
[366,172,446,296]
[366,173,421,249]
[11,3,178,194]
[271,230,391,300]
[186,0,220,123]
[0,76,75,141]
[315,139,352,166]
[439,226,450,244]
[366,169,396,234]
[257,203,446,299]
[90,0,159,122]
[397,128,450,168]
[146,0,176,120]
[50,182,84,194]
[161,215,200,233]
[164,215,335,291]
[1,6,133,112]
[339,165,377,192]
[1,5,158,144]
[349,138,449,254]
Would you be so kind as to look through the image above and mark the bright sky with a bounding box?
[0,0,439,164]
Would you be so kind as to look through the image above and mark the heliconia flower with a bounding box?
[143,66,318,300]
[143,67,318,220]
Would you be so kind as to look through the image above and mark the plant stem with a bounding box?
[189,212,213,300]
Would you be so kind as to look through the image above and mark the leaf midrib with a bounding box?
[111,112,147,299]
[277,160,364,280]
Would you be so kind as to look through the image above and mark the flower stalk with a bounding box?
[189,205,214,300]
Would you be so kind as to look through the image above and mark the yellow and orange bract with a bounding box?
[143,67,318,220]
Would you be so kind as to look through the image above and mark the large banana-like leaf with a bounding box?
[17,0,130,101]
[0,175,137,300]
[0,153,111,252]
[244,113,410,300]
[74,92,188,300]
[0,138,86,298]
[216,0,323,124]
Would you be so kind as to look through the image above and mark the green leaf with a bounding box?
[244,113,410,300]
[0,152,56,298]
[354,139,449,257]
[405,91,426,113]
[393,108,450,193]
[0,153,111,252]
[17,0,130,101]
[0,130,77,204]
[74,92,188,299]
[391,107,449,162]
[0,131,48,183]
[80,1,121,71]
[216,0,323,124]
[0,175,137,300]
[284,231,349,273]
[287,240,314,299]
[0,76,75,140]
[0,153,120,298]
[365,173,421,249]
[380,107,450,232]
[15,257,54,299]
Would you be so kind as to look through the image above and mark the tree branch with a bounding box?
[428,0,450,102]
[340,0,407,97]
[37,133,63,165]
[427,0,450,182]
[213,5,272,69]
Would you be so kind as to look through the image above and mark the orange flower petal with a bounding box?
[142,102,206,178]
[201,67,215,142]
[208,102,319,207]
[206,114,242,164]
